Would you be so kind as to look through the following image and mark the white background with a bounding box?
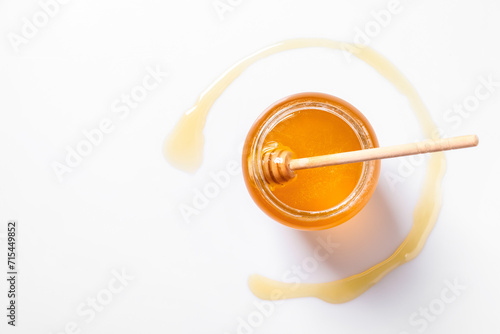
[1,0,499,333]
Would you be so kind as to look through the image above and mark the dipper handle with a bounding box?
[262,135,479,185]
[290,135,479,171]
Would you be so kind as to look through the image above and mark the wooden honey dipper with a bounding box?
[262,135,479,185]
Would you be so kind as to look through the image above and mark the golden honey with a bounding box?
[242,93,380,230]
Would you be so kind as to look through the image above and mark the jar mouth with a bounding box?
[249,97,378,223]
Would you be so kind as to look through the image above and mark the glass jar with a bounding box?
[242,92,380,230]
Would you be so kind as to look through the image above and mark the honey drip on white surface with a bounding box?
[164,38,446,303]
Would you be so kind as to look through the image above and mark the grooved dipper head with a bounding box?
[262,149,295,186]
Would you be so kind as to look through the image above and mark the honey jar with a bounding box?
[242,92,380,230]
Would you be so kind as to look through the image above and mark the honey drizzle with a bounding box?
[164,38,446,303]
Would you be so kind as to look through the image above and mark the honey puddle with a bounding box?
[164,38,446,303]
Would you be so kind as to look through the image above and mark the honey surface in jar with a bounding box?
[264,109,363,212]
